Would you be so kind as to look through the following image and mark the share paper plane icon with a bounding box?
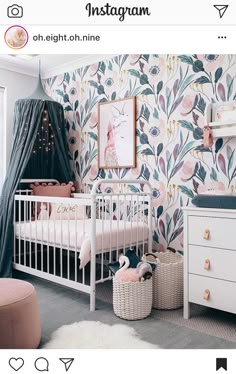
[59,358,74,372]
[213,5,229,18]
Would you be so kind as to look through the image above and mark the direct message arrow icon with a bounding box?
[59,358,74,372]
[213,5,229,18]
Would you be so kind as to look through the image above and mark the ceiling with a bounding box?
[0,54,115,78]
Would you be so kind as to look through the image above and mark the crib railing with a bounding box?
[13,179,152,311]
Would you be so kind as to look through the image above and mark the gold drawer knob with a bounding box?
[204,289,210,300]
[203,229,210,240]
[204,259,210,270]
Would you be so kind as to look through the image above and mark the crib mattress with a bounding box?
[15,219,149,268]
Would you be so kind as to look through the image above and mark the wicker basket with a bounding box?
[149,251,183,310]
[113,278,152,320]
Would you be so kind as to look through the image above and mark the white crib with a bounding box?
[13,179,153,311]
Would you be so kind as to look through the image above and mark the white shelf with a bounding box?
[210,121,236,138]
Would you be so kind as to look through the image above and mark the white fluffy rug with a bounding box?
[44,321,158,349]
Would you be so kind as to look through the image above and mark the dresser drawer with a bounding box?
[189,274,236,314]
[188,215,236,250]
[189,245,236,282]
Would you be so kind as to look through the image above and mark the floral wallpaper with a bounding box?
[44,54,236,253]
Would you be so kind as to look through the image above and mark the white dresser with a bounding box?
[183,207,236,319]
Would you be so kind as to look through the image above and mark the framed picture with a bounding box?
[98,97,136,169]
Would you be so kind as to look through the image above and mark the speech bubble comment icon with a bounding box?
[34,357,49,372]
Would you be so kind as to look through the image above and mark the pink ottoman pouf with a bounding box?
[0,278,41,349]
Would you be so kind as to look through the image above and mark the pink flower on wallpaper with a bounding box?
[68,81,80,105]
[100,71,119,96]
[181,94,195,114]
[89,164,99,181]
[180,161,196,181]
[89,63,99,76]
[148,119,165,146]
[197,55,225,73]
[198,181,225,194]
[100,183,119,194]
[68,130,80,153]
[129,54,141,65]
[130,166,140,176]
[89,111,98,129]
[152,182,166,207]
[143,57,165,85]
[55,74,64,87]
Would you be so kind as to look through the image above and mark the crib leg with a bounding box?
[90,288,96,312]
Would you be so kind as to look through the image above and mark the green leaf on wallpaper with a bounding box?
[179,74,194,96]
[64,72,70,84]
[108,61,113,71]
[99,61,106,74]
[74,100,79,111]
[226,74,234,100]
[140,74,149,85]
[63,94,70,103]
[197,96,206,114]
[178,55,194,65]
[128,69,141,78]
[157,205,163,219]
[72,122,76,130]
[228,150,235,171]
[72,72,76,81]
[88,132,98,141]
[193,127,203,140]
[153,108,159,119]
[111,92,116,101]
[156,81,163,95]
[56,89,64,97]
[141,88,154,95]
[50,76,57,88]
[143,106,150,122]
[193,60,204,73]
[142,54,150,62]
[178,185,194,199]
[65,105,73,111]
[178,120,194,132]
[215,67,223,83]
[198,164,206,182]
[153,230,159,243]
[128,184,140,193]
[195,76,211,84]
[98,85,105,95]
[88,80,99,89]
[108,170,112,179]
[210,167,218,181]
[179,141,195,160]
[141,148,154,156]
[99,98,107,103]
[153,169,159,181]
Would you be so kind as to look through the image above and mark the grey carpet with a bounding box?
[14,271,236,349]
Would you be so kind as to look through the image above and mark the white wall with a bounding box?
[0,69,37,168]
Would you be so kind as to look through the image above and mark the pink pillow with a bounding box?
[30,182,75,217]
[50,203,87,220]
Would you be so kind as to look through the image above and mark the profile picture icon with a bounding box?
[4,25,28,49]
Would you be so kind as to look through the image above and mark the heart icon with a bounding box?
[9,358,24,371]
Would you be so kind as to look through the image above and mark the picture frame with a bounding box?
[98,97,136,169]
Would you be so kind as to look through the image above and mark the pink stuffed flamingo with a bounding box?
[115,255,140,282]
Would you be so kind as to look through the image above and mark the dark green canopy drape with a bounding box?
[0,98,71,278]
